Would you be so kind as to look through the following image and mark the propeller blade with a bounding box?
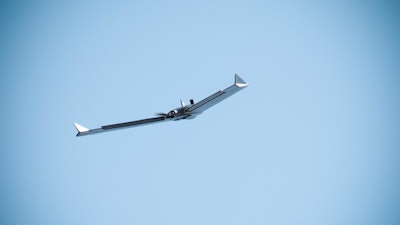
[155,112,171,118]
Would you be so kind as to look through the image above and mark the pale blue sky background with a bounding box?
[1,1,399,225]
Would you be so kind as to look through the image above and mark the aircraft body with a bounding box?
[74,74,248,136]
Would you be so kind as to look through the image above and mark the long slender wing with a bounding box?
[73,116,167,136]
[187,74,248,114]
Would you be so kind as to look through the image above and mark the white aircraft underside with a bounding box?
[74,74,248,136]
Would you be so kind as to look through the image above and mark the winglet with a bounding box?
[235,74,248,87]
[73,122,89,136]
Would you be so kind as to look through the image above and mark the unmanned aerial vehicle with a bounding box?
[74,74,248,136]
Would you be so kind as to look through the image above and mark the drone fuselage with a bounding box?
[168,106,198,120]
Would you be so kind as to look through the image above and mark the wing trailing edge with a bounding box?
[73,116,168,137]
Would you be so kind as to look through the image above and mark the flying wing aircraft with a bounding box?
[73,74,248,136]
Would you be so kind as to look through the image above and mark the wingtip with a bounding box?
[73,122,89,133]
[235,74,248,87]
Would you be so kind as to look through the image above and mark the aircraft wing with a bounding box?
[187,74,248,114]
[73,116,167,136]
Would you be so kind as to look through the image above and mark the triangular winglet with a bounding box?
[235,74,248,87]
[73,122,89,133]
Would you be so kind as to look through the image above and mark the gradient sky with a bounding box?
[1,1,399,225]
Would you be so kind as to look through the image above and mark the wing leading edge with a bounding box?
[187,74,248,114]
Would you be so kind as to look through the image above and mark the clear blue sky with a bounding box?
[1,1,399,225]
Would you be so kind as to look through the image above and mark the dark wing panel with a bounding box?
[102,117,166,130]
[74,116,167,136]
[187,74,248,114]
